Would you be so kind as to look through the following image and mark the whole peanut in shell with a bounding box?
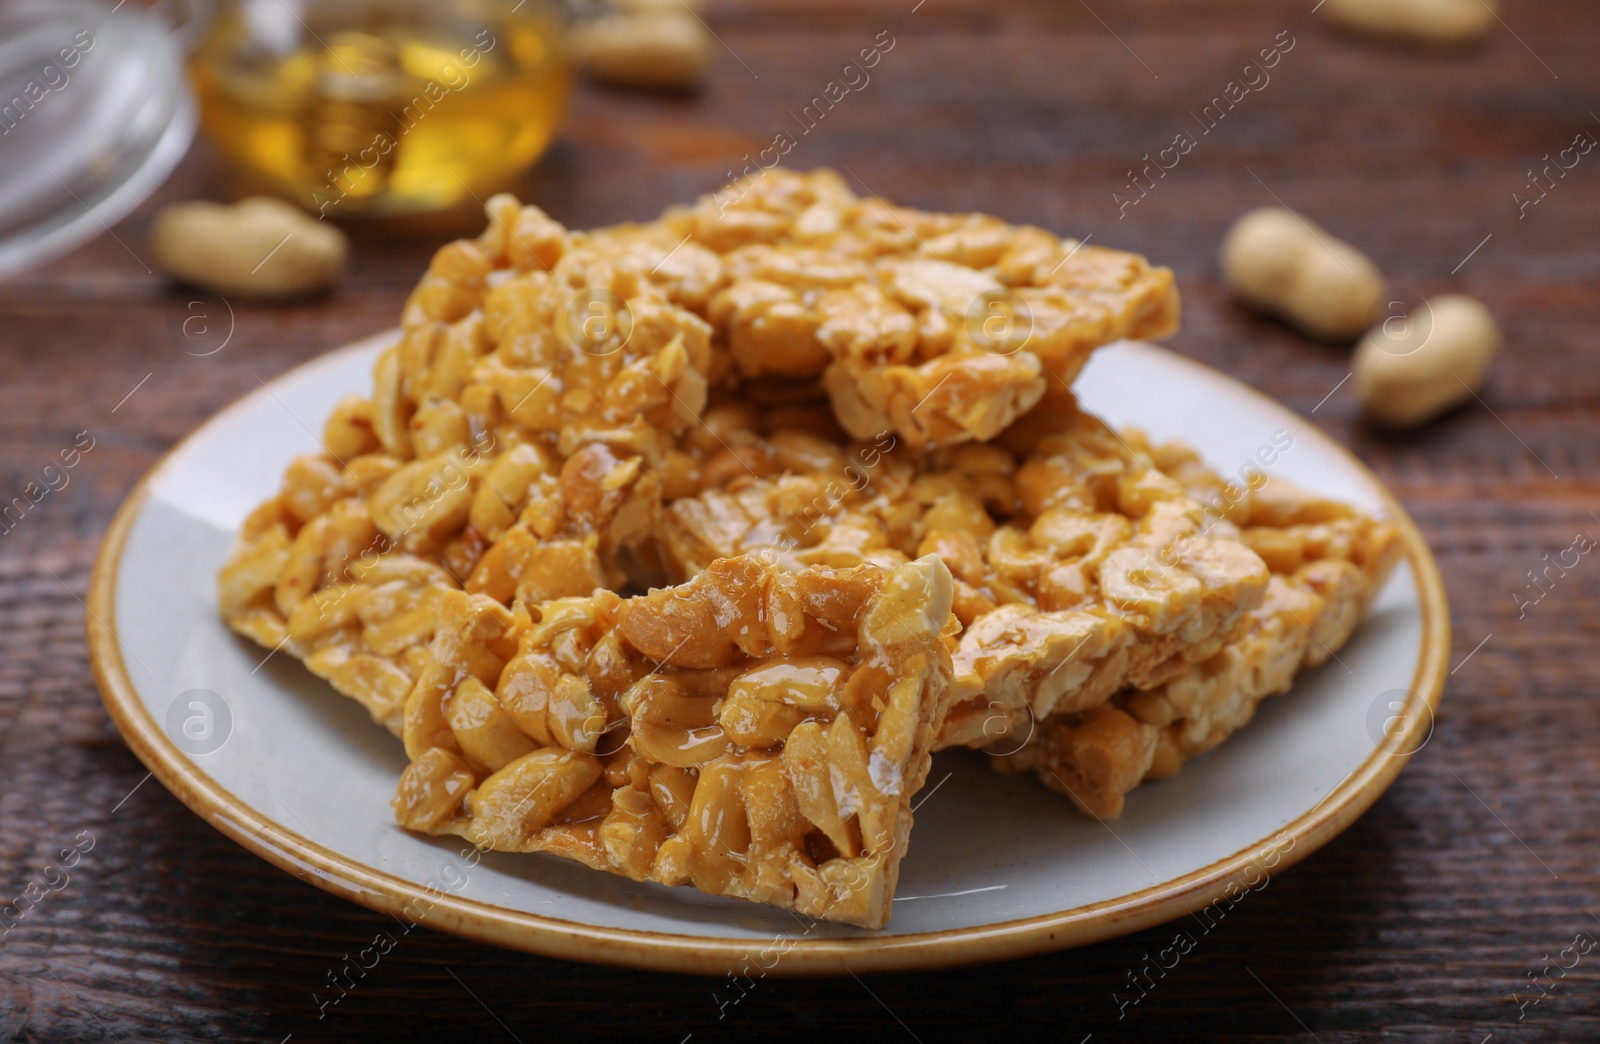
[1353,294,1500,428]
[1221,207,1386,341]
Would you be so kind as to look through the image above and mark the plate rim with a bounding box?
[86,333,1451,976]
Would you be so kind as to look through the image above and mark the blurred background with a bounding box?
[2,0,1597,1040]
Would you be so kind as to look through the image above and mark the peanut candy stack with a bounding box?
[992,441,1402,818]
[392,553,956,928]
[219,174,1184,740]
[217,172,1397,929]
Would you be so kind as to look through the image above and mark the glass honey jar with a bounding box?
[187,0,570,217]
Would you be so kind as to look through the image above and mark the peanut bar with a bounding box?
[391,553,956,928]
[991,450,1402,818]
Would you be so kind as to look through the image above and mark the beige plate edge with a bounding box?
[85,339,1452,977]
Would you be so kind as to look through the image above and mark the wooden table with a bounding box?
[4,1,1597,1039]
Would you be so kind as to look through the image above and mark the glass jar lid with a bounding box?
[0,0,195,278]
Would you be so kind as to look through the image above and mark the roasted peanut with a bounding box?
[1321,0,1496,46]
[150,197,347,298]
[446,676,539,774]
[1353,294,1500,428]
[1220,207,1385,340]
[323,395,382,461]
[466,749,603,849]
[569,11,713,91]
[626,675,730,768]
[392,749,476,832]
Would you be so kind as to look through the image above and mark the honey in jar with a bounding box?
[188,1,570,216]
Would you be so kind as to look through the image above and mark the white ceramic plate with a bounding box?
[89,334,1449,974]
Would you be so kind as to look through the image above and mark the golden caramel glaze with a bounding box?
[218,191,723,723]
[391,553,955,928]
[641,391,1275,754]
[990,443,1403,819]
[693,170,1178,448]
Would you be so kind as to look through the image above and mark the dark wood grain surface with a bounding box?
[4,1,1598,1040]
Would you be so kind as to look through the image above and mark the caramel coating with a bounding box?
[391,554,954,929]
[993,446,1402,819]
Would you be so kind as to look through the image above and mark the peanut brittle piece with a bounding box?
[642,396,1272,754]
[991,456,1402,819]
[386,194,717,465]
[691,169,1179,448]
[392,554,957,928]
[219,196,723,707]
[933,413,1273,749]
[217,426,665,731]
[217,452,465,733]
